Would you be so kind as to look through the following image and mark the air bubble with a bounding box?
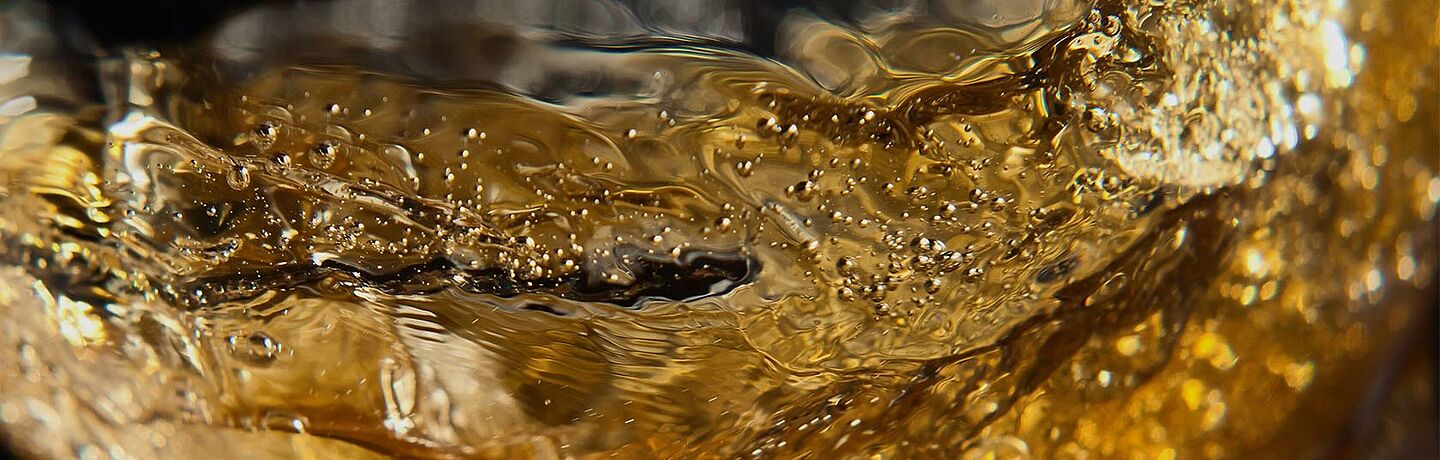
[226,164,251,190]
[227,332,282,366]
[311,142,337,168]
[736,160,754,177]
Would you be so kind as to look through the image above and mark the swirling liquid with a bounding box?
[0,0,1434,458]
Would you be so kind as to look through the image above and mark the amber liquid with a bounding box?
[0,0,1434,458]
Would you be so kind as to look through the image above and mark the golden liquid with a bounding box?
[0,0,1435,458]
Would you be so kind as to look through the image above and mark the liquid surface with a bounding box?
[0,0,1435,458]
